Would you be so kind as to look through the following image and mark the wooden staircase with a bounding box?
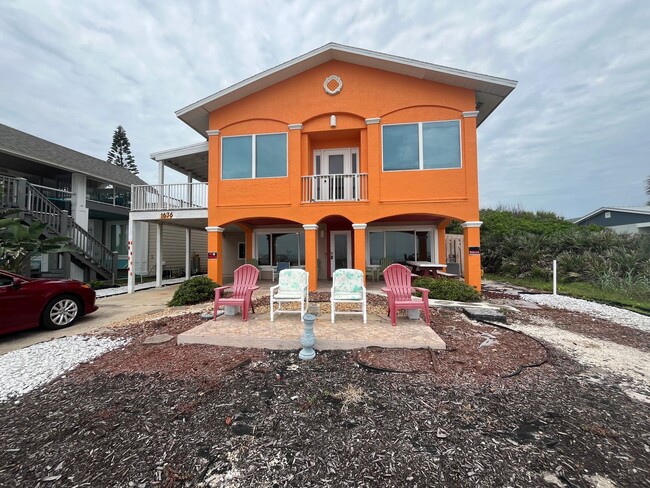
[1,176,117,282]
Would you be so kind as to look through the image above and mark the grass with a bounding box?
[485,274,650,315]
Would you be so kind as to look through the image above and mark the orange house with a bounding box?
[142,44,516,293]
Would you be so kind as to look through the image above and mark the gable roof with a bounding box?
[176,43,518,137]
[574,206,650,224]
[0,123,147,187]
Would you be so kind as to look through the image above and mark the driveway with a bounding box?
[0,285,180,356]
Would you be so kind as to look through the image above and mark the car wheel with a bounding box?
[42,295,82,330]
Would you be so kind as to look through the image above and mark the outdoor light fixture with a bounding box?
[330,115,336,127]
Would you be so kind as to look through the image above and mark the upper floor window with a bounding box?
[382,120,461,171]
[222,133,287,179]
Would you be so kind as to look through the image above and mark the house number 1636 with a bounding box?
[160,212,174,219]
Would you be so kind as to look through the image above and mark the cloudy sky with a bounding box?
[1,0,649,218]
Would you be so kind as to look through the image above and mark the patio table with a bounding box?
[406,261,446,278]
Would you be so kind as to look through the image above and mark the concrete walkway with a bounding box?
[0,284,180,356]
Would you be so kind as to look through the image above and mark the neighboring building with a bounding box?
[0,123,207,281]
[575,206,650,234]
[132,43,516,292]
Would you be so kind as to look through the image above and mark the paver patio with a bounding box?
[178,302,445,350]
[177,279,516,351]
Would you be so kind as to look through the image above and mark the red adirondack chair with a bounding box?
[214,264,260,321]
[381,263,430,326]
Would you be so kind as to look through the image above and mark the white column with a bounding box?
[156,223,163,288]
[185,228,192,280]
[187,172,193,207]
[158,162,165,209]
[127,217,135,293]
[70,173,89,230]
[158,161,165,185]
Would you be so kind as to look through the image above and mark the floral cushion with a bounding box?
[332,269,364,299]
[277,269,308,294]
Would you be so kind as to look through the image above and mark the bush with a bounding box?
[412,277,481,302]
[168,276,218,306]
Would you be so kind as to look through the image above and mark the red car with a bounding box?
[0,270,98,335]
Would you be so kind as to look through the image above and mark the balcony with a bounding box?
[301,173,368,203]
[131,183,208,211]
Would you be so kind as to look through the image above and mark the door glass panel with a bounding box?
[334,234,347,271]
[328,155,344,174]
[416,231,431,261]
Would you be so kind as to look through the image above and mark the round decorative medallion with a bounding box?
[323,75,343,95]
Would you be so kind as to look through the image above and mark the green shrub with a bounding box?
[412,277,481,302]
[168,276,218,306]
[88,279,103,290]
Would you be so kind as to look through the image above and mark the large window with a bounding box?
[222,133,287,179]
[256,232,304,266]
[382,120,461,171]
[368,229,432,265]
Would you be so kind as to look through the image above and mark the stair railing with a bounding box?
[2,177,117,280]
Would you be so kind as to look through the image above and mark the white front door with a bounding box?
[314,148,359,201]
[330,230,352,276]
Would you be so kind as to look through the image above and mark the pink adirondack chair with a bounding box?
[381,263,430,326]
[214,264,260,321]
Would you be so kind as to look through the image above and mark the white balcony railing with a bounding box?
[301,173,368,203]
[131,183,208,211]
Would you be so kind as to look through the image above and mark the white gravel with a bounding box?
[521,294,650,332]
[508,316,650,403]
[0,336,128,402]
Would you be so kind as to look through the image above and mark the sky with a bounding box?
[1,0,649,218]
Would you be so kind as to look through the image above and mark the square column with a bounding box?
[185,228,192,280]
[437,219,453,264]
[127,217,135,294]
[462,221,482,292]
[352,223,367,282]
[365,118,381,203]
[303,224,318,291]
[206,226,224,285]
[156,224,163,288]
[288,124,303,206]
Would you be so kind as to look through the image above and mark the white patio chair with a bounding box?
[270,268,309,321]
[331,268,367,324]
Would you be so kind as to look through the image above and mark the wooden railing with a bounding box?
[1,176,117,280]
[301,173,368,203]
[131,183,208,211]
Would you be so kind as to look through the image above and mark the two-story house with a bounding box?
[134,44,516,293]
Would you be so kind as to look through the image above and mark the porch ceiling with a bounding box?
[150,142,208,182]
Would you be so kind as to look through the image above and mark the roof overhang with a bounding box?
[575,206,650,224]
[0,146,145,187]
[176,43,518,137]
[150,141,209,182]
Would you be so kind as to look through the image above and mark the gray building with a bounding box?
[574,206,650,234]
[0,123,207,281]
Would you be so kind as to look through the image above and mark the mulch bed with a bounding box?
[1,301,649,486]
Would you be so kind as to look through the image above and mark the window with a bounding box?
[222,133,287,179]
[368,229,433,264]
[382,120,461,171]
[256,232,304,266]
